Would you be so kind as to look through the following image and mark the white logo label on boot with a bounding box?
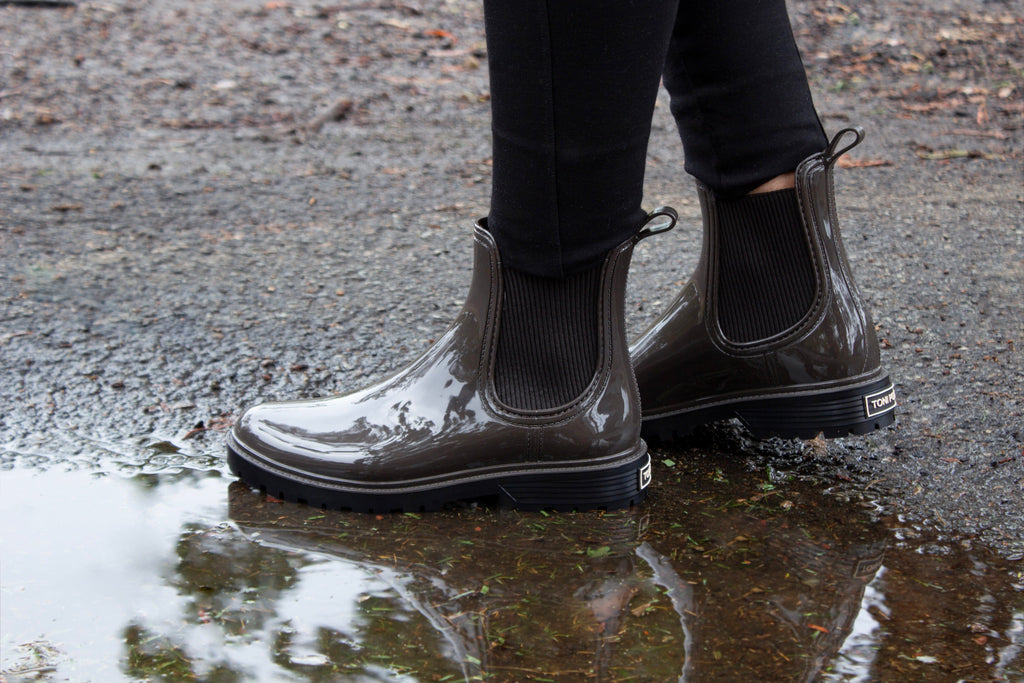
[864,385,897,418]
[639,459,652,490]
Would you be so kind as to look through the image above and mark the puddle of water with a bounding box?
[1,448,1022,682]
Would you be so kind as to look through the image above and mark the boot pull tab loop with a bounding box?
[636,206,678,242]
[824,126,865,167]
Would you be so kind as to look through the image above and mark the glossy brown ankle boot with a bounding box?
[631,128,895,441]
[228,208,678,512]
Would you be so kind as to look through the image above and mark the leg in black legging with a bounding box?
[662,0,826,197]
[484,0,677,409]
[484,0,678,278]
[663,0,829,341]
[484,0,831,405]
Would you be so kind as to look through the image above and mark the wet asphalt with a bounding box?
[1,0,1022,556]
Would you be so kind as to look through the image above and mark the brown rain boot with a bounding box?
[631,128,895,441]
[229,208,677,512]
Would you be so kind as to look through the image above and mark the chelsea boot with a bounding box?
[229,209,678,512]
[631,128,896,441]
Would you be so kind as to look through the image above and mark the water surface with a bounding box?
[2,435,1021,682]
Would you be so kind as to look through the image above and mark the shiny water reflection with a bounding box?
[2,451,1022,682]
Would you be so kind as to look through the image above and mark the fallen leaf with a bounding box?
[305,98,353,133]
[837,156,891,168]
[937,27,985,43]
[207,416,235,430]
[379,18,412,31]
[424,28,456,43]
[916,148,970,160]
[902,99,964,113]
[0,330,32,343]
[976,100,989,127]
[945,128,1008,139]
[35,108,59,125]
[183,425,205,439]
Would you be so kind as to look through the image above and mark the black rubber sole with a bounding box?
[227,441,652,513]
[642,375,897,443]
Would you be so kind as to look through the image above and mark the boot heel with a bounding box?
[496,452,652,511]
[735,377,897,439]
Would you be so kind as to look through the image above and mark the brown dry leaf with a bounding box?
[805,435,828,457]
[902,99,965,113]
[946,128,1008,139]
[379,75,453,87]
[937,27,986,43]
[379,18,413,31]
[207,415,235,431]
[0,331,32,344]
[35,108,60,125]
[837,156,892,169]
[976,100,989,127]
[424,28,456,43]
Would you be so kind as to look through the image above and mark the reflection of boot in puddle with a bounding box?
[763,532,887,682]
[673,498,887,680]
[228,480,888,680]
[229,481,675,680]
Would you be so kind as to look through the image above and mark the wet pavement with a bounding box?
[2,0,1023,680]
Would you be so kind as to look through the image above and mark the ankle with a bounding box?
[748,171,796,195]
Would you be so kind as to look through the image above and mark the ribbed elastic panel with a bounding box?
[716,188,816,343]
[494,264,602,410]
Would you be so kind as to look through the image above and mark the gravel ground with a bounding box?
[1,0,1022,553]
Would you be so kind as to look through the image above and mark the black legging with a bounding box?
[484,0,827,278]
